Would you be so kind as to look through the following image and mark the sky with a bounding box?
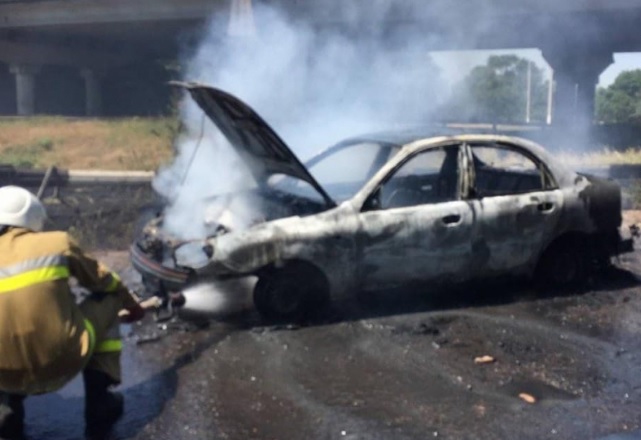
[430,49,641,89]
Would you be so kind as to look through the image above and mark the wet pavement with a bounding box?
[23,248,641,440]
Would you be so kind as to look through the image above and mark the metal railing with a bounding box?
[0,165,153,188]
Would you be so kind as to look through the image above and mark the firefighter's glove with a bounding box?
[118,296,162,323]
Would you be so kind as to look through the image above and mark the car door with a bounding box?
[356,144,475,290]
[466,142,563,276]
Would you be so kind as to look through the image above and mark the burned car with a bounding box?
[131,82,633,321]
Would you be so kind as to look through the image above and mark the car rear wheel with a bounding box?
[534,237,587,292]
[253,262,329,322]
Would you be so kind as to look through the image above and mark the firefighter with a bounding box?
[0,185,152,440]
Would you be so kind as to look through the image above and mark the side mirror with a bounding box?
[362,189,381,212]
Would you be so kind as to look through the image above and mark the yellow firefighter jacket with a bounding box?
[0,227,138,395]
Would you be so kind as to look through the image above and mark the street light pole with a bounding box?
[546,67,554,125]
[525,60,532,124]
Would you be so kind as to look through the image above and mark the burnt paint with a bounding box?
[577,174,622,232]
[471,239,491,269]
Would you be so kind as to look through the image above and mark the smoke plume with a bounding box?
[186,3,445,149]
[148,0,621,318]
[154,1,450,239]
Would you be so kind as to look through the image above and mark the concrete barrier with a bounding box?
[0,165,154,186]
[0,165,157,249]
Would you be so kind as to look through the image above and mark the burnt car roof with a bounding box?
[338,124,534,147]
[320,130,578,190]
[340,127,489,146]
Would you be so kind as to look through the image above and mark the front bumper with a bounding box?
[130,243,191,291]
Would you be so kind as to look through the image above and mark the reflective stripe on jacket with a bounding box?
[0,227,137,395]
[0,254,70,293]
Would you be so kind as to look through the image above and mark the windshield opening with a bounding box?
[269,140,400,203]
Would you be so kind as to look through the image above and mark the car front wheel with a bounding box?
[253,263,329,322]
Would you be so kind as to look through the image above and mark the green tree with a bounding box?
[596,69,641,124]
[443,55,548,123]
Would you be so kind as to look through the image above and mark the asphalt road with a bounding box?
[22,249,641,440]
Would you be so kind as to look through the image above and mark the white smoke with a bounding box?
[154,2,459,240]
[153,2,615,240]
[152,98,255,240]
[186,2,446,151]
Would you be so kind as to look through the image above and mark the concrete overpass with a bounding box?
[0,0,640,123]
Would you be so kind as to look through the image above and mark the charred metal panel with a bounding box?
[577,173,622,232]
[198,204,362,297]
[468,188,563,276]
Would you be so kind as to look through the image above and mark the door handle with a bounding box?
[537,202,554,213]
[442,214,461,225]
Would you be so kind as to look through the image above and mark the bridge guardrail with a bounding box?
[0,164,156,249]
[0,165,153,187]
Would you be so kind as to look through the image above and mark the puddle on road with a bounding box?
[21,317,237,440]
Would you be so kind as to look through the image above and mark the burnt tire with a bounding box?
[253,263,329,322]
[534,238,587,292]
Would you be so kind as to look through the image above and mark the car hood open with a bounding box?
[174,81,336,208]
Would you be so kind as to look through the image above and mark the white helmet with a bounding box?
[0,186,47,232]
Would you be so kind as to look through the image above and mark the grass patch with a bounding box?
[0,116,177,170]
[557,147,641,168]
[2,136,57,168]
[1,117,641,171]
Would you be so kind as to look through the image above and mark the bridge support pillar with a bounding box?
[10,64,40,116]
[543,47,613,128]
[81,68,102,116]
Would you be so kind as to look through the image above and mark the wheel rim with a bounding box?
[267,280,303,317]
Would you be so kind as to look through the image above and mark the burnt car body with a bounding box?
[131,82,633,321]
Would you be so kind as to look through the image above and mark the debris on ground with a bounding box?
[519,393,537,404]
[251,324,302,333]
[474,355,496,364]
